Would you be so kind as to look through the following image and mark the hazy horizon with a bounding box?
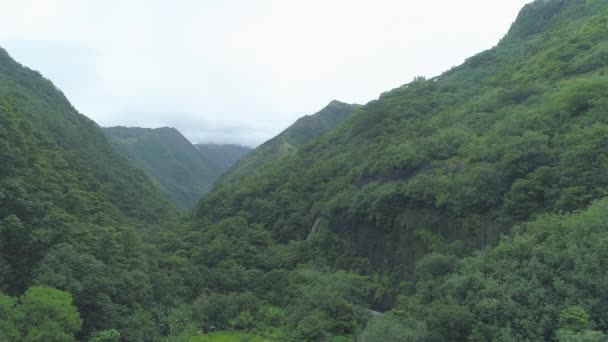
[0,0,531,147]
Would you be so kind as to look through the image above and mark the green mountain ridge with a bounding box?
[200,0,608,266]
[217,100,361,185]
[195,143,251,173]
[0,46,178,340]
[0,49,174,223]
[103,126,223,209]
[3,0,608,340]
[102,101,359,211]
[186,0,608,338]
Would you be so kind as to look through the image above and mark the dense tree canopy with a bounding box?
[103,127,250,209]
[0,46,176,339]
[360,198,608,341]
[0,286,81,341]
[198,0,608,286]
[2,0,608,341]
[217,100,360,186]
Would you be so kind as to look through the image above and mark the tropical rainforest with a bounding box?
[103,127,251,209]
[217,100,360,186]
[195,143,251,176]
[2,0,608,341]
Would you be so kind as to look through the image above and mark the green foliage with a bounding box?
[414,253,455,280]
[5,0,608,341]
[195,143,251,172]
[359,198,608,341]
[557,329,608,342]
[192,292,259,331]
[166,331,267,342]
[285,268,368,339]
[294,312,330,341]
[196,0,608,293]
[359,315,415,342]
[120,308,160,342]
[0,292,20,341]
[0,286,82,341]
[0,46,176,339]
[182,1,608,339]
[88,329,121,342]
[559,306,591,332]
[218,100,360,185]
[424,304,474,341]
[103,127,249,209]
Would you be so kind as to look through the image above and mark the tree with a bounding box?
[88,329,120,342]
[360,314,423,342]
[424,304,474,341]
[11,286,82,341]
[294,311,329,341]
[0,292,19,341]
[555,306,607,342]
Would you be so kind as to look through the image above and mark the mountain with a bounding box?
[187,0,608,339]
[0,46,177,339]
[4,0,608,341]
[103,126,225,209]
[200,0,608,264]
[217,100,361,185]
[195,143,251,173]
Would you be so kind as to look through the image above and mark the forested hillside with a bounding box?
[195,143,251,173]
[217,100,360,185]
[104,126,224,209]
[3,0,608,341]
[200,0,608,271]
[0,46,180,340]
[184,0,608,339]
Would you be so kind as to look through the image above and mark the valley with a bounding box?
[2,0,608,341]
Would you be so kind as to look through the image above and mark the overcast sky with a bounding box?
[0,0,531,147]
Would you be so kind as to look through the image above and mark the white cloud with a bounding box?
[0,0,532,147]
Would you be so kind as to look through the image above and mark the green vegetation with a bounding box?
[167,331,267,341]
[104,126,224,209]
[199,0,608,297]
[0,286,81,341]
[103,127,251,209]
[359,198,608,341]
[0,46,177,339]
[188,0,608,338]
[195,143,251,173]
[217,100,360,185]
[3,0,608,341]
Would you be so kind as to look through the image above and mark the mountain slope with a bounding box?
[0,51,174,223]
[361,198,608,341]
[195,143,251,173]
[217,100,360,185]
[103,126,222,209]
[197,0,608,307]
[0,47,177,339]
[4,0,608,340]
